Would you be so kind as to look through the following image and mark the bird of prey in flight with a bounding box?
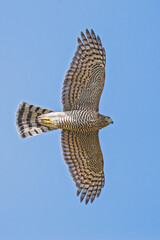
[16,29,113,204]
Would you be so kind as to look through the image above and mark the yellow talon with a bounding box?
[38,117,52,124]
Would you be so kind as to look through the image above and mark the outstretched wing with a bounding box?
[62,29,106,112]
[61,130,105,204]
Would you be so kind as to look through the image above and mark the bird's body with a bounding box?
[39,110,112,132]
[16,29,113,204]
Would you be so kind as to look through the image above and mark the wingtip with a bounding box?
[80,31,85,38]
[85,28,89,34]
[91,29,95,36]
[85,198,89,205]
[77,189,81,197]
[77,37,82,45]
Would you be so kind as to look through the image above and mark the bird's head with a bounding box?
[105,116,114,125]
[98,114,113,129]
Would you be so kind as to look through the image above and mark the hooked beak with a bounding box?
[109,118,114,124]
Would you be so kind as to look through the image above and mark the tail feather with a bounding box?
[16,102,55,138]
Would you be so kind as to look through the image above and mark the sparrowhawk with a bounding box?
[16,29,113,204]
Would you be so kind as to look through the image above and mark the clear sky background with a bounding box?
[0,0,160,240]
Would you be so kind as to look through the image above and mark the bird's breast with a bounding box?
[58,110,101,132]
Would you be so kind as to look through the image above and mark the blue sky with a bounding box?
[0,0,160,239]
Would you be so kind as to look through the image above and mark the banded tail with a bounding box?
[16,102,55,138]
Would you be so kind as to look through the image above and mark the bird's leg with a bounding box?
[38,112,65,129]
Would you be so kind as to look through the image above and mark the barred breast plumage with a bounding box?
[16,29,113,204]
[38,110,110,132]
